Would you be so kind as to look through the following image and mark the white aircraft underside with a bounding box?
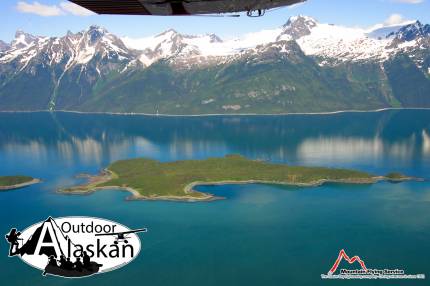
[70,0,306,16]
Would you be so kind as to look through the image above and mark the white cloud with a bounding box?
[384,13,408,25]
[390,0,424,3]
[16,1,94,17]
[59,2,94,16]
[366,13,415,32]
[17,1,63,16]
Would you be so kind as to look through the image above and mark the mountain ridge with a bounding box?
[1,16,429,114]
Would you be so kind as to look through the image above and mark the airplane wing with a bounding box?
[94,228,148,236]
[69,0,305,16]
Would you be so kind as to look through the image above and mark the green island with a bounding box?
[61,155,416,201]
[385,172,411,181]
[0,176,40,191]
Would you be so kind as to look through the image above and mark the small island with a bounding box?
[0,176,40,191]
[60,155,415,201]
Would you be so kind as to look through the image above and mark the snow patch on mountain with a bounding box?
[296,23,392,62]
[123,27,284,66]
[0,40,9,52]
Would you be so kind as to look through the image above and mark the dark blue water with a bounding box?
[0,110,429,285]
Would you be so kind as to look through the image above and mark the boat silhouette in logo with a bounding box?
[5,216,146,278]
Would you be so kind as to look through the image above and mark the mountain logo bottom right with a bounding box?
[321,249,425,280]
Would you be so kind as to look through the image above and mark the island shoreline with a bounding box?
[58,170,219,202]
[0,178,41,191]
[58,171,418,202]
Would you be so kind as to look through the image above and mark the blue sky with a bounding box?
[1,0,429,42]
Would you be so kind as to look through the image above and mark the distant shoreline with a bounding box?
[1,107,430,117]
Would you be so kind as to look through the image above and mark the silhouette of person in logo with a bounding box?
[64,257,74,270]
[5,228,22,256]
[48,255,57,266]
[59,254,67,268]
[82,251,91,269]
[74,257,83,272]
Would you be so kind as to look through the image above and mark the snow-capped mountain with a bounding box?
[1,26,138,74]
[0,16,429,114]
[0,40,9,52]
[2,16,429,70]
[285,17,429,64]
[389,21,430,42]
[121,15,430,66]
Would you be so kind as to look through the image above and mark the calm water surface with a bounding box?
[0,110,429,286]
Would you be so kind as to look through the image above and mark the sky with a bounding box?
[0,0,429,42]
